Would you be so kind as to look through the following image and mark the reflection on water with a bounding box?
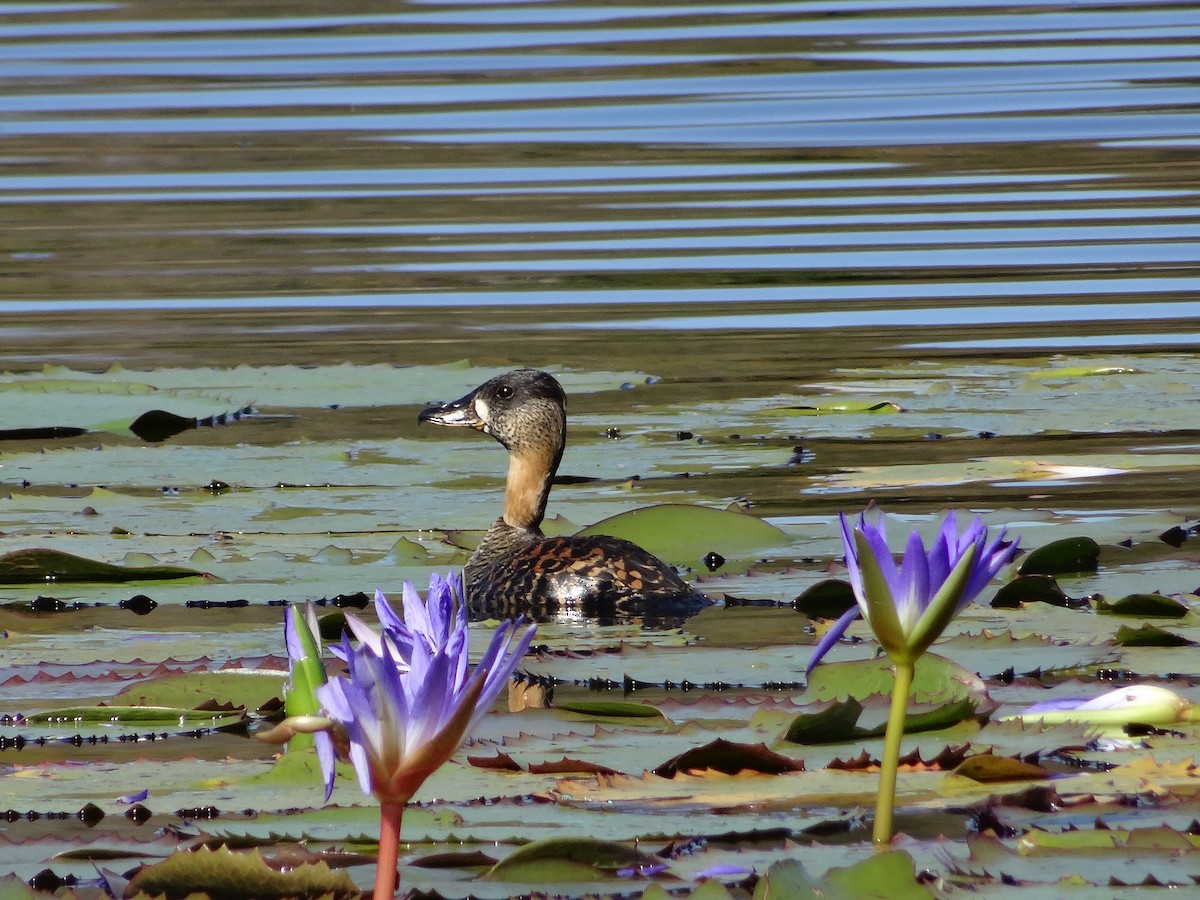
[0,0,1196,371]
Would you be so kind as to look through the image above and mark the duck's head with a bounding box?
[419,368,567,460]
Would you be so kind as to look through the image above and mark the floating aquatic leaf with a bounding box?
[555,700,665,719]
[125,845,358,899]
[783,696,979,745]
[952,754,1050,783]
[653,738,805,777]
[1114,623,1196,646]
[1097,592,1189,618]
[778,400,904,416]
[483,836,661,882]
[805,653,990,707]
[0,548,209,584]
[793,579,857,619]
[1018,536,1100,575]
[114,671,285,711]
[781,698,868,745]
[17,705,246,729]
[752,851,930,900]
[989,573,1072,608]
[1026,365,1139,379]
[576,504,788,565]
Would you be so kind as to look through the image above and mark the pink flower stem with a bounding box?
[374,801,404,899]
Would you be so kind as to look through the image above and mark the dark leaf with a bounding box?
[793,579,857,619]
[128,409,197,442]
[0,548,209,584]
[782,698,866,745]
[0,426,88,441]
[1114,623,1196,646]
[412,850,498,869]
[467,752,522,771]
[1018,536,1100,575]
[1097,593,1189,618]
[954,753,1050,783]
[653,738,804,777]
[483,836,661,881]
[528,757,623,776]
[990,574,1072,608]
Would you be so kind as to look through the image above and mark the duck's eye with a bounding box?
[495,385,514,400]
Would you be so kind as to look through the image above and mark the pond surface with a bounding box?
[1,0,1200,896]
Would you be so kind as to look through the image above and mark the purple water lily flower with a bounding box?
[268,572,535,900]
[807,511,1018,672]
[314,572,536,805]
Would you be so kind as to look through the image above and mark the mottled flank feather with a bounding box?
[467,529,709,626]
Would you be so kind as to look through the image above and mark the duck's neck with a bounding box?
[503,442,562,531]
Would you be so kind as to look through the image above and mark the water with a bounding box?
[1,0,1200,892]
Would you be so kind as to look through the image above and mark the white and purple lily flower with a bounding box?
[1014,685,1194,726]
[312,572,536,804]
[807,511,1018,673]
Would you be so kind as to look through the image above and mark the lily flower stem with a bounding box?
[374,801,404,900]
[874,660,914,846]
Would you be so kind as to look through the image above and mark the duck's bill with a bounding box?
[418,394,484,429]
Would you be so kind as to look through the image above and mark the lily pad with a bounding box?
[0,548,210,584]
[1096,593,1190,618]
[778,400,904,415]
[114,671,285,711]
[125,845,358,899]
[989,574,1072,608]
[576,504,788,565]
[793,579,857,619]
[1113,623,1196,646]
[483,836,661,882]
[555,700,665,719]
[1018,536,1100,575]
[805,653,989,707]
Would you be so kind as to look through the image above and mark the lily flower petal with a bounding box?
[293,572,535,807]
[808,511,1020,670]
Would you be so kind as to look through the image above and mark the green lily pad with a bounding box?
[114,671,285,711]
[1026,365,1139,379]
[1114,623,1196,646]
[805,653,989,707]
[555,700,665,719]
[0,548,210,584]
[576,503,788,565]
[18,705,246,728]
[125,845,358,899]
[778,400,904,415]
[753,852,931,900]
[483,836,661,882]
[1017,536,1100,575]
[783,696,979,745]
[1097,593,1190,618]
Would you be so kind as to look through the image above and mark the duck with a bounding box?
[418,368,712,625]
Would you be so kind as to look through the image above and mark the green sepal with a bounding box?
[283,603,326,750]
[853,530,906,658]
[901,542,978,662]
